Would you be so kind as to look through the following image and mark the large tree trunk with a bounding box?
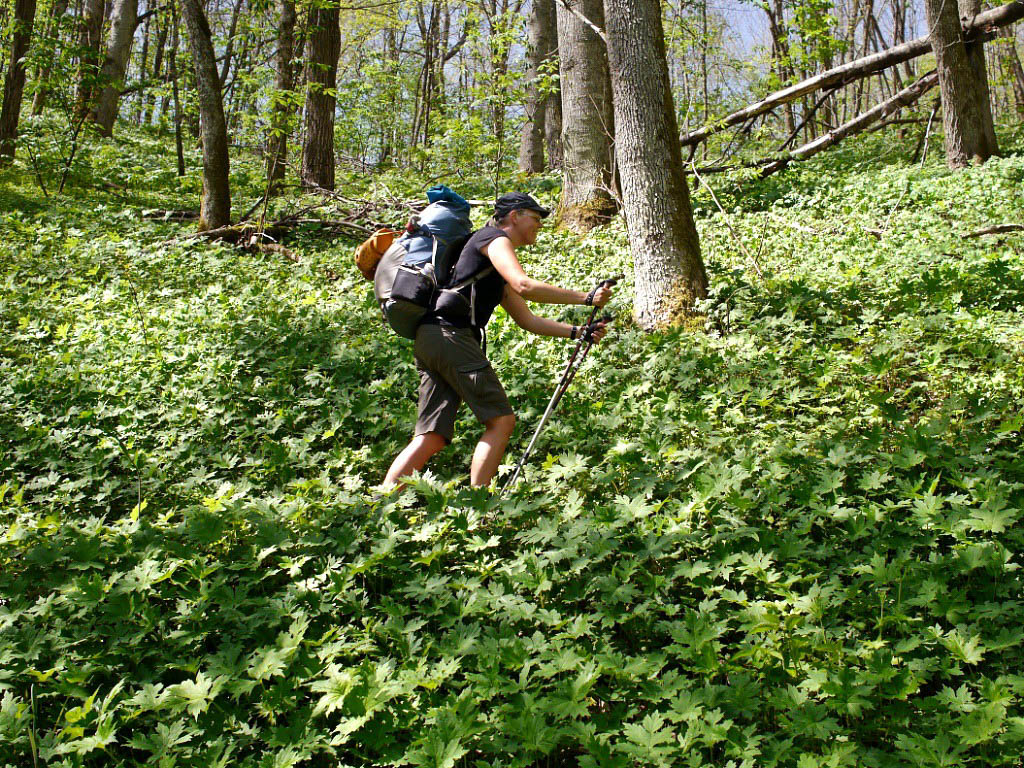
[30,0,69,115]
[555,0,618,232]
[959,0,1000,155]
[74,0,106,119]
[91,0,139,136]
[300,1,340,189]
[925,0,997,167]
[603,0,706,329]
[267,0,296,186]
[518,0,556,173]
[0,0,37,165]
[180,0,231,229]
[680,0,1024,148]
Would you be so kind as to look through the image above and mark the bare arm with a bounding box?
[501,288,609,341]
[484,237,590,305]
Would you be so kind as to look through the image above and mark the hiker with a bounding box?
[384,193,613,488]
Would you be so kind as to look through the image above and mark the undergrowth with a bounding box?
[1,125,1023,767]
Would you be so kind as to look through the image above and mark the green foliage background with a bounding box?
[1,128,1023,767]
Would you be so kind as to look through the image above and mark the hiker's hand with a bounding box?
[591,284,613,308]
[585,320,609,343]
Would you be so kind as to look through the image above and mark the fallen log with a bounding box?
[759,71,939,177]
[966,224,1024,237]
[681,0,1024,148]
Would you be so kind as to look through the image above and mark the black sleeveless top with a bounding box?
[431,226,509,331]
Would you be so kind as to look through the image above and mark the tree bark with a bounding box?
[959,0,1000,154]
[91,0,139,136]
[301,1,340,189]
[555,0,618,232]
[74,0,106,119]
[518,0,556,173]
[180,0,231,229]
[0,0,37,165]
[925,0,997,167]
[680,0,1024,148]
[545,76,563,169]
[30,0,69,115]
[267,0,296,186]
[603,0,706,329]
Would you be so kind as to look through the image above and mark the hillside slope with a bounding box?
[2,132,1023,767]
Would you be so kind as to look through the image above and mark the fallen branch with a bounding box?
[143,209,199,221]
[966,224,1024,237]
[680,0,1024,148]
[759,71,938,178]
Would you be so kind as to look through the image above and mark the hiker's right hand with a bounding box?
[590,284,613,307]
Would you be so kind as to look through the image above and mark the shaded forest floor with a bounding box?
[2,124,1024,767]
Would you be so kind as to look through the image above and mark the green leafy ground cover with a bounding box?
[1,129,1023,767]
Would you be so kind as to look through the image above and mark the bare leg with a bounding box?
[384,432,447,488]
[470,413,516,487]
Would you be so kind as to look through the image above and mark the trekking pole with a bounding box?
[500,275,622,497]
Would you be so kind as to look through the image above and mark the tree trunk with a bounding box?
[30,0,69,115]
[603,0,706,329]
[91,0,139,136]
[219,0,246,87]
[135,10,150,124]
[555,0,618,232]
[0,0,37,165]
[267,0,295,185]
[144,11,167,125]
[168,11,184,174]
[180,0,231,229]
[518,0,556,173]
[300,1,339,189]
[680,0,1024,148]
[545,76,563,169]
[74,0,106,119]
[1001,26,1024,115]
[924,0,996,167]
[959,0,1000,155]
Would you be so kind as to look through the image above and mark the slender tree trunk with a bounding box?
[30,0,69,115]
[924,0,997,167]
[168,10,184,173]
[604,0,706,328]
[180,0,231,229]
[518,0,556,173]
[144,12,167,125]
[545,75,563,169]
[74,0,105,119]
[0,0,38,165]
[767,0,795,134]
[92,0,139,136]
[300,0,339,189]
[556,0,618,232]
[958,0,999,154]
[135,10,150,124]
[219,0,245,87]
[267,0,295,185]
[1001,26,1024,115]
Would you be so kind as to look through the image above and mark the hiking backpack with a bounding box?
[373,185,483,339]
